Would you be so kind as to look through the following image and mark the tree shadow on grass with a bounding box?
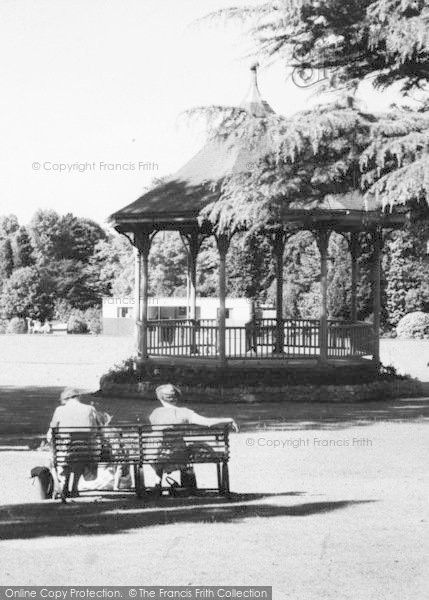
[0,492,375,541]
[232,396,429,432]
[0,386,428,444]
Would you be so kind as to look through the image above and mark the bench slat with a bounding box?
[52,425,230,467]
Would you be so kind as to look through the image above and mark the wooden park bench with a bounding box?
[50,424,231,499]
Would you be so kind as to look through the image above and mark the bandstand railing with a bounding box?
[138,318,374,361]
[327,321,374,358]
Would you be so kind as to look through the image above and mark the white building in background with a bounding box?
[102,296,261,335]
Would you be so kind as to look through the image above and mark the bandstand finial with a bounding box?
[250,61,260,90]
[241,61,274,117]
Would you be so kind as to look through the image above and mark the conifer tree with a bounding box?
[196,98,375,234]
[0,238,14,279]
[15,226,35,268]
[203,0,429,92]
[200,1,429,212]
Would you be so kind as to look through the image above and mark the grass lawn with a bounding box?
[0,334,427,597]
[0,334,427,390]
[0,334,135,389]
[0,417,428,598]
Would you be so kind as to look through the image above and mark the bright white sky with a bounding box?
[1,0,400,228]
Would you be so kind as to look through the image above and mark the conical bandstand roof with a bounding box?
[110,65,276,228]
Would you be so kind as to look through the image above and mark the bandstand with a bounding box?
[109,67,404,374]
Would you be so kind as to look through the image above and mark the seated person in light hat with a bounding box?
[47,387,102,438]
[47,387,104,498]
[149,384,238,490]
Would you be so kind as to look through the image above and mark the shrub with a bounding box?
[100,357,407,389]
[0,319,8,334]
[6,317,27,334]
[396,311,429,339]
[98,358,422,401]
[67,315,88,334]
[84,307,102,335]
[100,358,138,385]
[55,301,101,334]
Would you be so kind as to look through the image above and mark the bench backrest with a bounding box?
[52,425,230,467]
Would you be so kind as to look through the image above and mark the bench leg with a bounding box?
[134,464,146,499]
[216,463,222,493]
[61,472,71,502]
[113,465,123,491]
[221,461,230,498]
[61,468,81,500]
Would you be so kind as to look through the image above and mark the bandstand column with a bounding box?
[273,230,285,353]
[189,244,197,322]
[180,231,201,354]
[135,230,153,361]
[216,234,230,366]
[180,232,200,321]
[350,232,359,322]
[372,227,382,365]
[133,246,141,352]
[316,229,331,363]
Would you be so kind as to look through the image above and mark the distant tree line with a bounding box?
[0,206,426,332]
[0,210,108,333]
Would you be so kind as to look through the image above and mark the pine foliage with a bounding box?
[202,0,429,91]
[15,226,35,268]
[360,109,429,208]
[194,98,375,233]
[199,0,429,213]
[0,238,14,279]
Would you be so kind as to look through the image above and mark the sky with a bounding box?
[0,0,403,228]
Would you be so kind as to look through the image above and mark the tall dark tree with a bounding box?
[201,1,429,212]
[227,233,273,302]
[149,232,187,297]
[89,234,134,297]
[282,232,320,317]
[15,226,35,267]
[29,209,63,264]
[196,238,218,297]
[193,99,377,235]
[56,214,106,262]
[383,203,429,325]
[204,0,429,92]
[29,210,106,265]
[0,238,14,279]
[50,259,101,311]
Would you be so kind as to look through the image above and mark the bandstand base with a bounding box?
[135,355,379,387]
[99,356,421,403]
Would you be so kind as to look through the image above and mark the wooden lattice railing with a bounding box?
[136,318,374,360]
